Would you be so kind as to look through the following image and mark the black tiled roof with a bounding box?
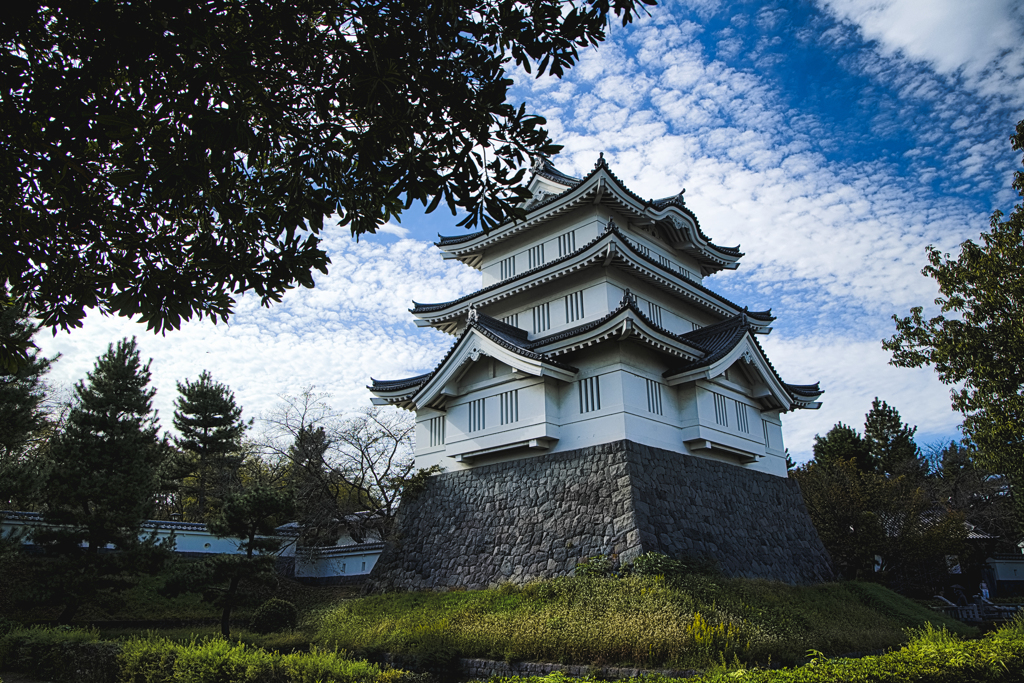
[660,316,823,406]
[368,313,577,397]
[415,225,773,322]
[368,372,433,392]
[534,158,582,186]
[435,159,738,259]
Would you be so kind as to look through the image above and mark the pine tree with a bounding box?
[289,426,345,547]
[864,397,922,476]
[34,337,171,622]
[172,371,248,521]
[0,303,56,509]
[812,422,876,473]
[164,483,293,636]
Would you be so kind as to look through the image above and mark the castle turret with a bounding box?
[370,157,821,477]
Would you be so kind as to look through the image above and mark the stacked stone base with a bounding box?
[369,440,832,590]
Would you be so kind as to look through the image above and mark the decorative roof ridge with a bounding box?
[525,289,703,354]
[368,313,577,396]
[367,372,433,392]
[413,224,615,313]
[662,318,823,407]
[471,315,579,372]
[436,156,725,255]
[420,226,772,325]
[614,232,773,323]
[469,308,529,340]
[783,382,823,397]
[533,157,582,186]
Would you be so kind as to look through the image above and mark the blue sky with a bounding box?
[37,0,1024,462]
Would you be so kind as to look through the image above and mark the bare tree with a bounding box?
[257,387,437,546]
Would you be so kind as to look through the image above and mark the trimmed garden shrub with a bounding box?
[249,597,299,634]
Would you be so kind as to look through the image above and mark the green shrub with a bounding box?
[250,598,299,634]
[574,555,613,578]
[630,552,718,580]
[118,636,410,683]
[0,626,117,683]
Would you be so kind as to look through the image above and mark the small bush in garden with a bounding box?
[574,555,613,578]
[249,597,299,634]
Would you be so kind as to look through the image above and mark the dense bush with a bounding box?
[314,575,972,670]
[0,627,411,683]
[249,598,299,634]
[119,637,409,683]
[0,626,118,683]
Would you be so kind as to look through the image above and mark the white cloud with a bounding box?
[818,0,1024,106]
[35,236,479,435]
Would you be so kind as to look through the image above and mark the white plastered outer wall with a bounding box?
[373,159,822,479]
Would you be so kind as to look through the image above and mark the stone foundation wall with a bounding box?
[369,440,831,590]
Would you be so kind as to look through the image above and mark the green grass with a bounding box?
[313,575,976,670]
[472,618,1024,683]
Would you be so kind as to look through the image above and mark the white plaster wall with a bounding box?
[479,209,606,286]
[295,550,379,579]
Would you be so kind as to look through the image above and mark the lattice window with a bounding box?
[565,290,585,323]
[691,321,700,332]
[734,400,749,433]
[713,393,729,427]
[499,256,516,280]
[499,389,519,425]
[468,398,486,432]
[501,313,519,328]
[557,230,576,258]
[532,302,551,333]
[428,416,446,447]
[579,376,601,413]
[645,378,663,416]
[634,241,651,258]
[647,301,664,327]
[657,254,673,271]
[528,244,545,270]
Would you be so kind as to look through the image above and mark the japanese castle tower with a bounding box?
[370,156,822,477]
[367,157,832,589]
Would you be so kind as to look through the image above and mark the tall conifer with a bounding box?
[0,303,56,508]
[173,371,248,521]
[35,337,170,621]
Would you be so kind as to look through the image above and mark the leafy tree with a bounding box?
[794,458,965,592]
[0,303,56,509]
[812,422,875,473]
[164,483,293,636]
[1,0,653,368]
[884,119,1024,523]
[259,389,439,543]
[32,337,172,622]
[864,397,923,477]
[289,425,348,547]
[172,371,249,521]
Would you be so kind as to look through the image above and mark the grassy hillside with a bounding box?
[313,575,975,670]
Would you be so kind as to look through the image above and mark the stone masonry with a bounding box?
[369,440,832,590]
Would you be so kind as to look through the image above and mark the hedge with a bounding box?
[0,627,414,683]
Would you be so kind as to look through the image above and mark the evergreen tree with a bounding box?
[165,483,293,636]
[864,397,922,476]
[0,303,56,509]
[289,425,343,547]
[34,337,171,622]
[812,422,876,472]
[172,371,248,521]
